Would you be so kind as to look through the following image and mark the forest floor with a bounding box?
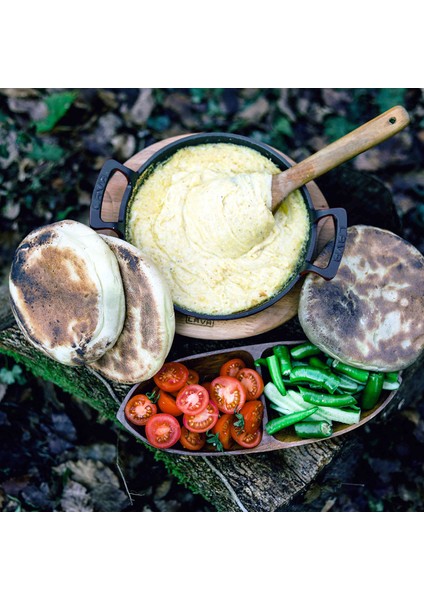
[1,88,423,512]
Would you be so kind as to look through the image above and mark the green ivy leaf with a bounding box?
[324,115,356,142]
[35,90,78,133]
[375,88,406,113]
[0,365,26,385]
[27,140,65,162]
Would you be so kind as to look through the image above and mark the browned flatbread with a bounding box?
[9,220,125,366]
[298,225,424,372]
[90,236,175,384]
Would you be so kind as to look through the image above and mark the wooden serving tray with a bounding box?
[101,135,336,340]
[116,340,399,456]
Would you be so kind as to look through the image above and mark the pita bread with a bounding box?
[90,235,175,384]
[298,225,424,372]
[9,220,125,366]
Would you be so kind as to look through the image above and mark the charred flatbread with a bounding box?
[90,236,175,384]
[9,220,125,366]
[298,225,424,372]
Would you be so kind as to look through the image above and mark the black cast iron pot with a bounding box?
[90,133,347,320]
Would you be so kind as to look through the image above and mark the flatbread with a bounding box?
[9,220,125,366]
[90,235,175,384]
[298,225,424,372]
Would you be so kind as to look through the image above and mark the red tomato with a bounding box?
[231,427,262,449]
[183,401,219,433]
[187,369,200,385]
[239,400,264,434]
[157,390,183,417]
[209,376,246,414]
[153,362,189,393]
[237,368,264,400]
[145,413,181,449]
[124,394,157,426]
[179,426,206,451]
[219,357,246,378]
[212,413,234,450]
[176,384,209,415]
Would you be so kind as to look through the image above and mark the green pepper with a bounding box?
[308,356,331,371]
[266,354,287,396]
[290,342,322,360]
[294,420,333,439]
[361,372,384,410]
[297,386,357,407]
[254,358,268,368]
[289,365,341,394]
[255,355,287,396]
[332,360,369,384]
[265,406,318,436]
[273,345,292,376]
[385,371,400,383]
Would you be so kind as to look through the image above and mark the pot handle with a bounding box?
[301,208,348,280]
[90,159,138,234]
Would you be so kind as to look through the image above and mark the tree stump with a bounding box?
[1,167,422,512]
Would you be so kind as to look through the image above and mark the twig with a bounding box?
[202,457,248,513]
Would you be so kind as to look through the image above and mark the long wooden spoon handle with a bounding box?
[271,105,410,212]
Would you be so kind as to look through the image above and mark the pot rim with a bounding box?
[127,133,316,320]
[90,132,347,320]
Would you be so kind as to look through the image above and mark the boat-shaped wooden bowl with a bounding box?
[116,340,400,456]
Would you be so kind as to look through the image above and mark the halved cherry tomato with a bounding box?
[153,362,189,393]
[236,368,264,400]
[219,357,246,378]
[183,401,219,433]
[209,376,246,414]
[179,426,206,451]
[145,413,181,449]
[239,400,264,434]
[176,384,209,416]
[231,427,262,449]
[124,394,157,426]
[157,390,183,417]
[187,369,200,385]
[212,413,234,450]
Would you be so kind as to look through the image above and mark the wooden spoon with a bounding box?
[270,105,410,213]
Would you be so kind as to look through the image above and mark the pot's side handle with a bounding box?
[90,159,138,235]
[301,208,347,280]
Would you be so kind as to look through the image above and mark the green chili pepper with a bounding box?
[308,356,331,371]
[289,366,341,394]
[254,358,268,368]
[266,354,287,396]
[294,420,333,439]
[335,373,362,393]
[332,360,369,384]
[273,345,292,376]
[297,386,357,407]
[361,372,384,410]
[385,371,400,383]
[290,342,322,360]
[265,406,318,436]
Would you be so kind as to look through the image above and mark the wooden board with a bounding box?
[117,340,400,457]
[100,134,335,340]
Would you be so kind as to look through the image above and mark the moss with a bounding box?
[0,343,117,420]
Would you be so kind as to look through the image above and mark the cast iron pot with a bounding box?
[90,132,347,320]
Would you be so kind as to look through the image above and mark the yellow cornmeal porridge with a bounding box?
[127,143,310,315]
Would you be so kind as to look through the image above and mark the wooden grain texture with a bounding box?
[270,105,410,209]
[100,134,335,340]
